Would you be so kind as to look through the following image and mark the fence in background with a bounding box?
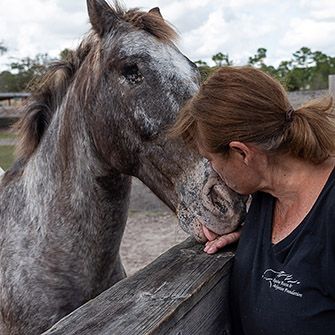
[329,75,335,100]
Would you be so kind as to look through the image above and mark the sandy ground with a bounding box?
[120,178,189,276]
[121,211,189,276]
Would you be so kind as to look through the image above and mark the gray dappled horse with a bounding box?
[0,1,246,334]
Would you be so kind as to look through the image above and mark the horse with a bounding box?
[0,1,246,334]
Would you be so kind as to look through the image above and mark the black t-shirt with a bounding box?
[230,169,335,335]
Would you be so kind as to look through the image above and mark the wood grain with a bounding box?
[42,238,235,335]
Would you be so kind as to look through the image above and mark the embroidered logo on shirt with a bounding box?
[262,269,303,298]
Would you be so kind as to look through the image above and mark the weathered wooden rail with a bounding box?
[0,92,30,105]
[330,75,335,100]
[0,93,30,128]
[0,107,20,129]
[42,238,235,335]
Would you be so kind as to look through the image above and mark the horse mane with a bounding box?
[98,1,178,42]
[123,8,178,43]
[14,35,96,162]
[14,2,178,163]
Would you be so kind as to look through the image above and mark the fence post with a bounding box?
[329,75,335,100]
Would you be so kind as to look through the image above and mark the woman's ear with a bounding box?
[229,141,254,164]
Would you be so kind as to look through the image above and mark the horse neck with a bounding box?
[135,138,202,213]
[21,100,132,258]
[24,104,97,201]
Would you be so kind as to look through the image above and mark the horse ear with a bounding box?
[148,7,163,19]
[87,0,119,37]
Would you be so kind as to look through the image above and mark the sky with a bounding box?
[0,0,335,70]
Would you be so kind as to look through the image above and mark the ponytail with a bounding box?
[281,96,335,164]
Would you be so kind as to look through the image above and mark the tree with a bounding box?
[0,41,7,56]
[0,71,17,91]
[195,60,208,67]
[0,53,54,92]
[292,47,313,68]
[1,45,334,92]
[248,48,267,67]
[59,48,72,61]
[247,48,281,81]
[212,52,233,67]
[290,47,314,90]
[195,60,213,82]
[309,51,335,90]
[276,60,293,79]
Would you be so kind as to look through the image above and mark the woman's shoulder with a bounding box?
[316,165,335,211]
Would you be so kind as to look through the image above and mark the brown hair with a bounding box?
[124,7,178,43]
[170,66,335,164]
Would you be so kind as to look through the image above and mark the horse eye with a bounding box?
[122,64,144,84]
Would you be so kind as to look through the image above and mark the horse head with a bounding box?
[82,0,247,241]
[10,0,246,243]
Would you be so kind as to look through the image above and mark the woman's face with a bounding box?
[200,145,263,195]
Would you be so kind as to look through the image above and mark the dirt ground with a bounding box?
[120,178,189,276]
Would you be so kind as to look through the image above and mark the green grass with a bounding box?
[0,145,15,170]
[0,131,16,140]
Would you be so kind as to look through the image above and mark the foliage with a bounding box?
[0,145,14,170]
[0,45,334,92]
[248,47,267,68]
[0,47,76,92]
[0,131,16,140]
[212,52,233,67]
[59,48,72,61]
[0,42,7,56]
[196,47,335,91]
[0,53,55,92]
[194,60,215,82]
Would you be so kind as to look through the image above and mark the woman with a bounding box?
[170,66,335,334]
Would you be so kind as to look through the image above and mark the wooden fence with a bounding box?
[42,238,235,335]
[0,92,30,106]
[330,75,335,100]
